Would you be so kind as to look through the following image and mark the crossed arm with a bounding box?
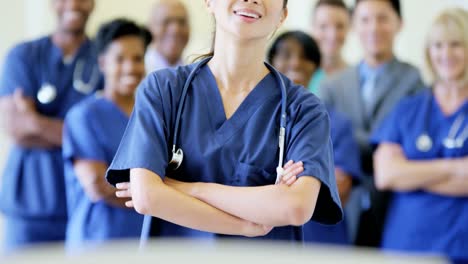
[115,160,321,236]
[0,89,63,148]
[73,160,130,208]
[374,143,468,197]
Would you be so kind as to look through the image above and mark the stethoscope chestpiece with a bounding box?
[443,138,465,149]
[168,147,184,171]
[37,83,57,104]
[416,133,433,152]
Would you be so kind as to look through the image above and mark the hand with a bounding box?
[335,168,353,205]
[13,88,34,112]
[279,160,303,186]
[243,220,273,237]
[116,182,134,208]
[1,89,37,144]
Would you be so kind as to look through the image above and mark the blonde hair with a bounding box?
[425,8,468,84]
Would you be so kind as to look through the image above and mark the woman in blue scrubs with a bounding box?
[108,0,342,241]
[268,30,362,245]
[0,0,100,251]
[62,19,149,249]
[372,8,468,261]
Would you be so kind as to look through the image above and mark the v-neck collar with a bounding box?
[430,90,468,120]
[100,96,131,121]
[196,64,279,142]
[47,35,92,66]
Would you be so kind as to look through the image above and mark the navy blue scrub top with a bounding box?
[0,36,102,219]
[106,63,343,241]
[303,109,362,245]
[371,89,468,259]
[63,95,143,247]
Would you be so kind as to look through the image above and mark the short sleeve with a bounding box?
[63,104,107,163]
[329,110,362,182]
[0,44,36,98]
[370,99,408,147]
[285,92,342,225]
[106,75,170,186]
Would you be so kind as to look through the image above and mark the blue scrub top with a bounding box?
[371,89,468,259]
[0,36,102,219]
[63,95,143,247]
[106,63,343,242]
[303,109,362,245]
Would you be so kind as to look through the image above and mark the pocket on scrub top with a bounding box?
[232,162,274,187]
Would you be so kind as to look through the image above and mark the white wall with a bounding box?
[0,0,467,249]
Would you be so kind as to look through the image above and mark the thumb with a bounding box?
[13,88,30,112]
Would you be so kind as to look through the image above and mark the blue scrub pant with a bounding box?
[3,215,66,253]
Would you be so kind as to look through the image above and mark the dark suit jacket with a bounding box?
[318,58,425,173]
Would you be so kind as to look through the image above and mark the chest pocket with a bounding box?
[232,162,275,187]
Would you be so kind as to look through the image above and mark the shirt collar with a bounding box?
[145,48,183,72]
[358,57,396,83]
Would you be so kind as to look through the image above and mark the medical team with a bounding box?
[0,0,466,262]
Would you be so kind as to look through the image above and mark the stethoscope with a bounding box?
[416,91,467,152]
[167,56,288,183]
[36,59,100,104]
[139,57,289,248]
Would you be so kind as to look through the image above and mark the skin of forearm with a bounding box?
[425,179,468,197]
[130,170,262,236]
[424,159,468,197]
[375,157,452,191]
[14,135,57,149]
[10,110,63,148]
[27,113,63,146]
[75,161,128,208]
[175,177,319,227]
[1,96,61,148]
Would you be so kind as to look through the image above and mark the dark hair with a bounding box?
[193,0,289,62]
[267,30,321,67]
[354,0,401,19]
[95,18,152,55]
[314,0,350,14]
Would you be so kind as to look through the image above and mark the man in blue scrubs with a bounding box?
[62,18,148,249]
[0,0,100,251]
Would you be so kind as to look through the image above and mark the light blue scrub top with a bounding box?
[106,63,343,242]
[0,36,101,221]
[63,95,143,248]
[371,89,468,260]
[303,109,362,245]
[308,69,325,94]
